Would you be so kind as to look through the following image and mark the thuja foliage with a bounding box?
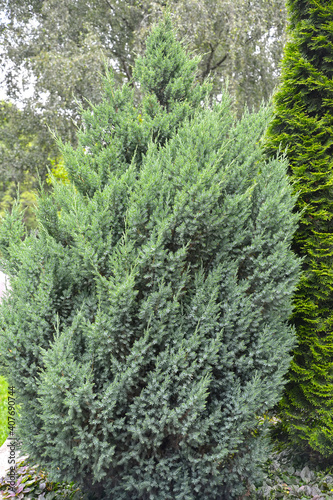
[265,0,333,456]
[0,17,300,499]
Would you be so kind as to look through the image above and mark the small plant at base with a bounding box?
[0,458,85,499]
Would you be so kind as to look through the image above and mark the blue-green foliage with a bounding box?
[0,17,300,500]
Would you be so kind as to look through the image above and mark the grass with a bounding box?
[0,375,8,447]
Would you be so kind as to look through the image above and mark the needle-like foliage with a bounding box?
[266,0,333,456]
[0,17,300,499]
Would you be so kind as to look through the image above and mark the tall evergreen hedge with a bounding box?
[265,0,333,456]
[0,17,300,499]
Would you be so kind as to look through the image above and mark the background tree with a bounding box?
[139,0,287,113]
[265,0,333,456]
[0,17,300,499]
[0,0,287,117]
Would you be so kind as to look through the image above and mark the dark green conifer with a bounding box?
[0,17,300,498]
[266,0,333,455]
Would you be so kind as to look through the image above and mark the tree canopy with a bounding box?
[0,0,287,115]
